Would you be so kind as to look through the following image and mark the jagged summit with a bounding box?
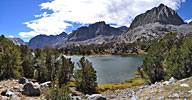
[129,4,184,29]
[67,21,125,41]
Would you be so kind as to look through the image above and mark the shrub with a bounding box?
[46,79,70,100]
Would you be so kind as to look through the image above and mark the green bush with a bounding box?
[47,79,70,100]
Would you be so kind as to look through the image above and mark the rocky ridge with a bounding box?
[117,4,192,43]
[8,38,26,45]
[28,21,127,49]
[67,21,126,42]
[28,32,68,49]
[119,22,192,43]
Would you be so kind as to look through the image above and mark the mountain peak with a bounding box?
[67,21,124,41]
[129,4,184,29]
[158,3,166,8]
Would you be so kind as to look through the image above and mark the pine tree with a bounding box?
[0,35,22,79]
[58,56,74,87]
[74,57,97,94]
[20,45,35,78]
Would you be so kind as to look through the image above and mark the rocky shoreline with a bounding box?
[0,77,192,100]
[103,77,192,100]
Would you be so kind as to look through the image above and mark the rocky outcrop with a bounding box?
[8,38,26,45]
[19,77,28,84]
[120,22,192,42]
[117,26,128,32]
[1,89,15,97]
[22,82,40,96]
[40,81,52,88]
[67,21,125,42]
[28,32,68,49]
[87,94,106,100]
[103,77,192,99]
[129,4,184,29]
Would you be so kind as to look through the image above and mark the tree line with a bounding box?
[59,41,149,55]
[0,35,97,96]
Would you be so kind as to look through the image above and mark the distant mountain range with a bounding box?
[10,4,192,49]
[28,21,128,49]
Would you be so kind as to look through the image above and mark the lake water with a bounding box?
[65,55,147,84]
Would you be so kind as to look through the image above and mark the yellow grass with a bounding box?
[98,75,145,92]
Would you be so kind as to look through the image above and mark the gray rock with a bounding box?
[159,96,165,100]
[129,96,139,100]
[13,86,22,92]
[0,85,3,89]
[169,77,175,84]
[172,93,179,97]
[188,89,192,94]
[40,81,52,88]
[1,89,15,97]
[6,90,15,97]
[178,78,188,82]
[22,82,40,96]
[162,81,169,85]
[72,96,81,100]
[19,77,28,84]
[0,96,9,100]
[87,94,106,100]
[145,96,151,100]
[180,84,190,87]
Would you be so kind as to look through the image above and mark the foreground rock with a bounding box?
[40,81,52,88]
[87,94,106,100]
[19,77,28,84]
[22,82,40,96]
[1,89,15,97]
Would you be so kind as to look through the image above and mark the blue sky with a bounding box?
[0,0,191,42]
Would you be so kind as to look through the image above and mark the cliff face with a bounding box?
[67,21,125,41]
[117,4,192,43]
[129,4,184,29]
[28,32,68,49]
[8,38,26,45]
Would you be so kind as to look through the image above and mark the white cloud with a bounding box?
[34,12,50,18]
[8,35,14,38]
[19,0,185,38]
[185,19,192,23]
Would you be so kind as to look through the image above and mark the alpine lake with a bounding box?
[65,54,147,84]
